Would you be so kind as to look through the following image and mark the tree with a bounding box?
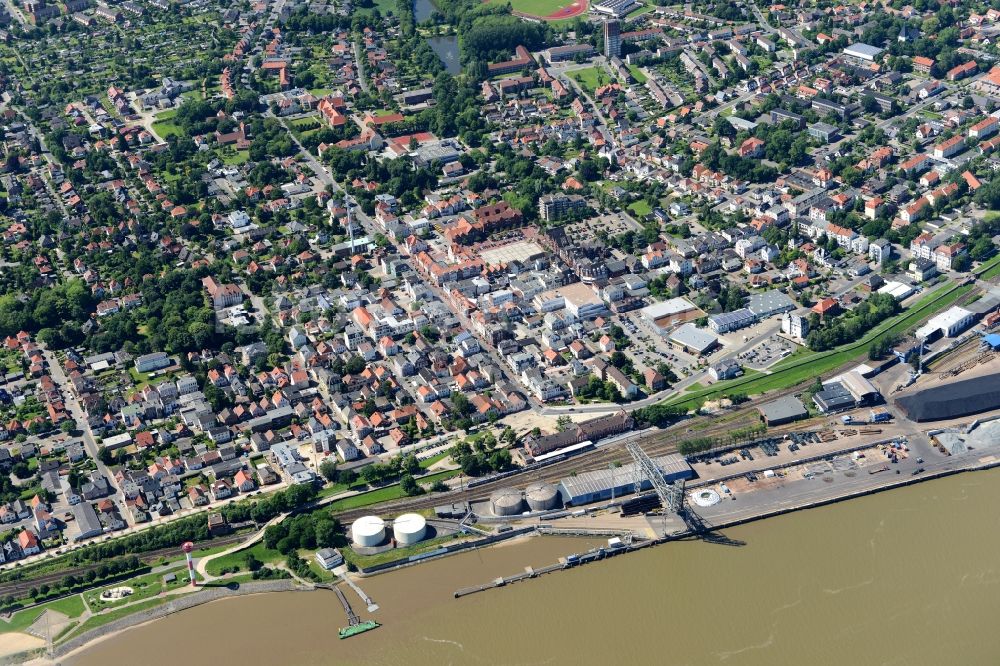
[313,517,340,548]
[400,474,421,496]
[451,392,471,415]
[245,553,263,572]
[319,459,339,483]
[60,420,75,434]
[556,415,572,432]
[500,426,516,444]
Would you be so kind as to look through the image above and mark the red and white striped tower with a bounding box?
[182,541,196,586]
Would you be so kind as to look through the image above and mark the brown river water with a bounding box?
[68,468,1000,666]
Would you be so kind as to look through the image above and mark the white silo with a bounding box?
[392,513,427,546]
[351,515,386,547]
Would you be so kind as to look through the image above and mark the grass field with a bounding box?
[325,469,460,513]
[86,566,190,611]
[355,0,396,15]
[486,0,575,16]
[220,149,250,166]
[151,110,182,139]
[0,596,86,635]
[569,66,610,95]
[665,282,973,411]
[627,64,648,83]
[977,253,1000,281]
[204,542,281,577]
[628,199,653,218]
[65,596,179,641]
[419,450,451,468]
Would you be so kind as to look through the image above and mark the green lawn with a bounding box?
[627,64,648,83]
[569,66,610,95]
[976,253,1000,281]
[316,479,367,500]
[355,0,396,15]
[419,450,451,469]
[64,596,180,642]
[221,150,250,166]
[204,542,282,577]
[626,3,655,16]
[85,567,189,610]
[665,282,973,411]
[485,0,574,17]
[151,110,182,139]
[289,116,320,129]
[326,469,459,513]
[628,199,653,218]
[0,595,86,635]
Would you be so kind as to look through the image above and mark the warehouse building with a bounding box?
[896,374,1000,422]
[669,323,720,356]
[915,306,977,341]
[813,371,882,413]
[757,396,808,426]
[747,290,796,319]
[843,43,883,62]
[559,453,693,506]
[709,307,756,333]
[641,297,702,329]
[813,381,856,413]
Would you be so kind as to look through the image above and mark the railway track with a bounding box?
[331,405,830,524]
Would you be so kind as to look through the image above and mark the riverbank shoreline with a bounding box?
[23,580,302,665]
[23,454,1000,664]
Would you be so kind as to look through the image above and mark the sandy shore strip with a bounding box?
[0,633,44,661]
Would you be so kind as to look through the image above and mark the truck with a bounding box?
[869,407,891,423]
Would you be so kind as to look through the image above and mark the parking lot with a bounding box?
[737,334,795,369]
[619,311,702,378]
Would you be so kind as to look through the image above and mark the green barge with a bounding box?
[339,620,380,639]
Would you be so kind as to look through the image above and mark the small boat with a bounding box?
[339,620,380,639]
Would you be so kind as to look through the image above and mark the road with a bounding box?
[267,110,334,190]
[1,0,27,26]
[750,2,814,48]
[353,39,370,93]
[554,59,615,148]
[41,347,125,517]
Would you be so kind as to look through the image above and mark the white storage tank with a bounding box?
[351,515,386,547]
[525,482,561,511]
[392,513,427,546]
[490,487,524,516]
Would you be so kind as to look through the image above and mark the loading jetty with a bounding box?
[317,582,381,638]
[332,585,360,626]
[454,539,654,598]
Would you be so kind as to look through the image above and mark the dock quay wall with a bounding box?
[356,527,537,576]
[454,457,1000,599]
